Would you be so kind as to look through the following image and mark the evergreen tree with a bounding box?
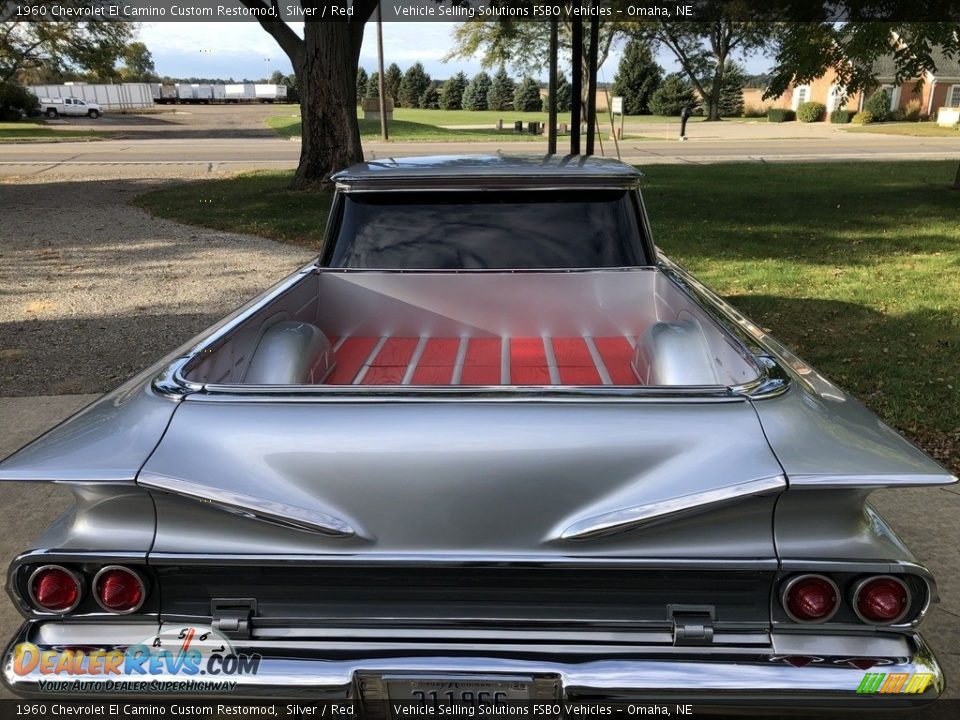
[513,77,542,112]
[365,71,380,99]
[718,61,746,117]
[611,40,662,115]
[384,63,403,105]
[439,71,469,110]
[356,67,368,105]
[419,85,440,109]
[399,62,431,108]
[541,72,572,112]
[462,72,492,111]
[486,67,516,111]
[649,74,697,116]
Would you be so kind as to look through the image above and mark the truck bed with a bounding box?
[325,335,637,386]
[182,269,761,389]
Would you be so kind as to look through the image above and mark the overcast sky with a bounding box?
[139,22,774,82]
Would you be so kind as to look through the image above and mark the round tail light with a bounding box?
[782,574,840,623]
[853,576,911,625]
[28,565,82,613]
[93,566,146,614]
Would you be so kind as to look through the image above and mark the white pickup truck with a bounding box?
[39,96,102,119]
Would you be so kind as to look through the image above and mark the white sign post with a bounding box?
[611,96,625,138]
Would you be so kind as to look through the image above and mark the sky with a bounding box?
[139,21,775,82]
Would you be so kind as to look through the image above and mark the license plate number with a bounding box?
[386,676,533,706]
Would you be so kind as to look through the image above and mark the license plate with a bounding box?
[385,675,533,706]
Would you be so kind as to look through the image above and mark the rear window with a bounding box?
[326,190,646,269]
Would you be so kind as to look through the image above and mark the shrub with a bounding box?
[766,108,795,123]
[904,99,922,122]
[863,89,890,122]
[797,101,826,122]
[851,110,874,125]
[830,109,854,124]
[0,83,39,120]
[890,108,907,122]
[742,105,766,118]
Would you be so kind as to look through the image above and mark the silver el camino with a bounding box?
[1,156,954,709]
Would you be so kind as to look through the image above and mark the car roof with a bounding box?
[332,154,642,190]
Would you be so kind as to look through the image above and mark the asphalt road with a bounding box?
[2,134,958,179]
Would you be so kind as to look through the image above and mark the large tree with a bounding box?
[399,62,431,108]
[462,72,492,111]
[611,40,662,115]
[634,18,770,121]
[119,42,156,83]
[1,10,134,84]
[439,71,469,110]
[240,0,380,190]
[384,63,403,106]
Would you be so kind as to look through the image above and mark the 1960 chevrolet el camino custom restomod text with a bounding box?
[1,156,955,708]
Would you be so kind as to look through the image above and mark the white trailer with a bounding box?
[224,83,256,102]
[212,84,227,102]
[254,84,288,103]
[150,83,177,104]
[192,83,214,102]
[28,83,154,110]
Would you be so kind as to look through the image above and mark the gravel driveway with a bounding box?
[0,178,315,395]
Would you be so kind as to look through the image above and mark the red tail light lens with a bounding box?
[93,566,145,614]
[853,576,911,625]
[782,574,840,623]
[28,566,82,613]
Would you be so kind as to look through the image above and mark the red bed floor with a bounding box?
[322,336,640,386]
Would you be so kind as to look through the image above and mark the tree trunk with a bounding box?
[292,21,364,191]
[954,159,960,191]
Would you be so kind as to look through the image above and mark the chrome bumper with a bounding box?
[2,621,945,708]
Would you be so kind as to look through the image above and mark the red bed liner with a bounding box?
[322,336,641,386]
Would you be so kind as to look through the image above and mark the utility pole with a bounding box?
[376,2,388,141]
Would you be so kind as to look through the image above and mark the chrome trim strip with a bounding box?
[332,335,349,352]
[352,336,388,385]
[26,565,83,616]
[137,473,358,538]
[780,574,841,624]
[451,337,469,385]
[789,473,958,488]
[500,336,510,385]
[91,565,147,615]
[142,553,780,570]
[542,337,561,385]
[582,335,612,385]
[851,575,913,626]
[401,336,429,385]
[559,475,786,541]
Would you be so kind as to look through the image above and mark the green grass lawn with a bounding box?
[267,114,548,142]
[134,161,960,469]
[132,170,334,248]
[844,122,960,137]
[266,107,729,142]
[0,121,106,142]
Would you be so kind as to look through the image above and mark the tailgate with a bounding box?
[140,399,784,558]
